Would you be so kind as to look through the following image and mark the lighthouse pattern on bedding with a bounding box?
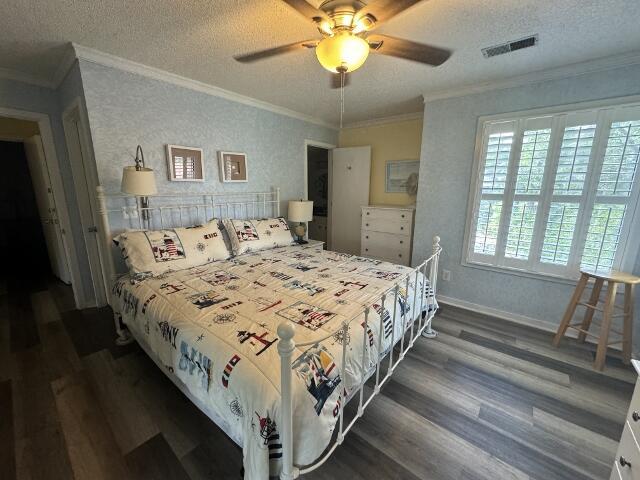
[145,229,186,262]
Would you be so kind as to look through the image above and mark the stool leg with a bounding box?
[578,278,604,343]
[553,273,589,347]
[594,281,618,371]
[623,284,635,365]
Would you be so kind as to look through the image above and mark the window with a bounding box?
[467,101,640,279]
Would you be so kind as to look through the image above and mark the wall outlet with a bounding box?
[442,269,451,281]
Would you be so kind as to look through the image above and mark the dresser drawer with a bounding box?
[628,382,640,443]
[362,217,412,235]
[362,230,410,250]
[361,238,411,265]
[613,422,640,480]
[362,207,413,223]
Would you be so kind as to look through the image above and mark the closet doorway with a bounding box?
[304,141,334,248]
[0,112,78,300]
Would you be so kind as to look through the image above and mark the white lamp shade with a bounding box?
[121,166,157,196]
[288,200,313,222]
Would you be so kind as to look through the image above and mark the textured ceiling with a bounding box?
[1,0,640,124]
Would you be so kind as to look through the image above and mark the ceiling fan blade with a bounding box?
[330,72,351,89]
[368,34,451,66]
[234,40,318,63]
[282,0,330,23]
[354,0,423,31]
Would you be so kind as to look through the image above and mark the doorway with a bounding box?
[0,118,70,288]
[305,141,337,249]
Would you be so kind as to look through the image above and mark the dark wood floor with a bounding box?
[0,271,633,480]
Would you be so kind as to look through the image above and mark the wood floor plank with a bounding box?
[8,291,40,353]
[0,379,16,480]
[353,389,529,480]
[12,350,74,480]
[38,321,82,381]
[180,431,244,480]
[444,358,624,441]
[84,349,160,455]
[383,377,593,480]
[31,290,61,325]
[478,404,611,480]
[114,351,202,458]
[125,434,190,480]
[52,371,131,480]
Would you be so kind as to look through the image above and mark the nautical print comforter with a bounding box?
[112,244,437,479]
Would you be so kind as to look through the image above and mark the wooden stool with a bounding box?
[552,269,639,371]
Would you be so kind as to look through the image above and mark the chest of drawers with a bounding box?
[361,205,415,266]
[611,360,640,479]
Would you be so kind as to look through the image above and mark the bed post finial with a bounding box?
[277,321,297,480]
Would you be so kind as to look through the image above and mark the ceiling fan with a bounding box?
[234,0,452,88]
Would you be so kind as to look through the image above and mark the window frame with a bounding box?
[463,96,640,282]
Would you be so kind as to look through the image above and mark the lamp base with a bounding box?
[295,238,308,245]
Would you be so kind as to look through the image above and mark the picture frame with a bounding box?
[218,151,248,183]
[166,145,204,182]
[385,159,420,193]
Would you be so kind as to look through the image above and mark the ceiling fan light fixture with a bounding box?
[315,32,369,73]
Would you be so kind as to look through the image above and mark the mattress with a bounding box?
[112,243,437,479]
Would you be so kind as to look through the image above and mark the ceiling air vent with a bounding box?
[482,35,539,58]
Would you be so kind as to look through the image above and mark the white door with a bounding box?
[23,135,72,283]
[330,146,371,255]
[63,106,107,307]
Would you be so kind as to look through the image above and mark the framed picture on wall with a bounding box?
[166,145,204,182]
[385,159,419,193]
[218,151,248,183]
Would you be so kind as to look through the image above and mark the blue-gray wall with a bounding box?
[77,60,338,208]
[0,75,95,304]
[414,63,640,348]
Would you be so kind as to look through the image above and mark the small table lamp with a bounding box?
[288,200,313,244]
[121,145,157,221]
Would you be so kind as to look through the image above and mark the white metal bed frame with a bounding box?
[96,185,442,479]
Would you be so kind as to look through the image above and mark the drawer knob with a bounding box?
[400,226,404,230]
[620,456,632,468]
[633,411,640,422]
[399,254,402,258]
[366,236,369,239]
[366,212,370,215]
[401,214,405,218]
[366,223,369,227]
[365,248,368,252]
[400,240,403,244]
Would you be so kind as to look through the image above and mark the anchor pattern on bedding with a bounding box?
[112,244,437,480]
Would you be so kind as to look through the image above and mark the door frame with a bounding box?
[0,106,83,307]
[304,140,335,248]
[62,97,108,307]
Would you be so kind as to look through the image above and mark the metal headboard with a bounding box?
[95,185,281,305]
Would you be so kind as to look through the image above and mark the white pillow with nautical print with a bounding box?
[113,220,230,276]
[222,217,294,255]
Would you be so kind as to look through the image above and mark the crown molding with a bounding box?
[70,43,338,130]
[422,49,640,103]
[52,44,80,88]
[0,67,53,89]
[341,111,423,129]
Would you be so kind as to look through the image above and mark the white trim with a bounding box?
[62,97,107,307]
[423,50,640,102]
[436,294,622,350]
[70,43,338,130]
[304,139,335,247]
[341,111,423,129]
[52,45,79,88]
[0,106,85,308]
[0,67,53,89]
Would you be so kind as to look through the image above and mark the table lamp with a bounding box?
[288,200,313,244]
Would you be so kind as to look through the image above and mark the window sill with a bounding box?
[461,259,583,287]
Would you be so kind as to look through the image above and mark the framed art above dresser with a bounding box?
[361,205,415,266]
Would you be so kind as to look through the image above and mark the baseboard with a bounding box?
[436,294,622,351]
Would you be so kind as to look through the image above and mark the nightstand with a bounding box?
[303,239,326,249]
